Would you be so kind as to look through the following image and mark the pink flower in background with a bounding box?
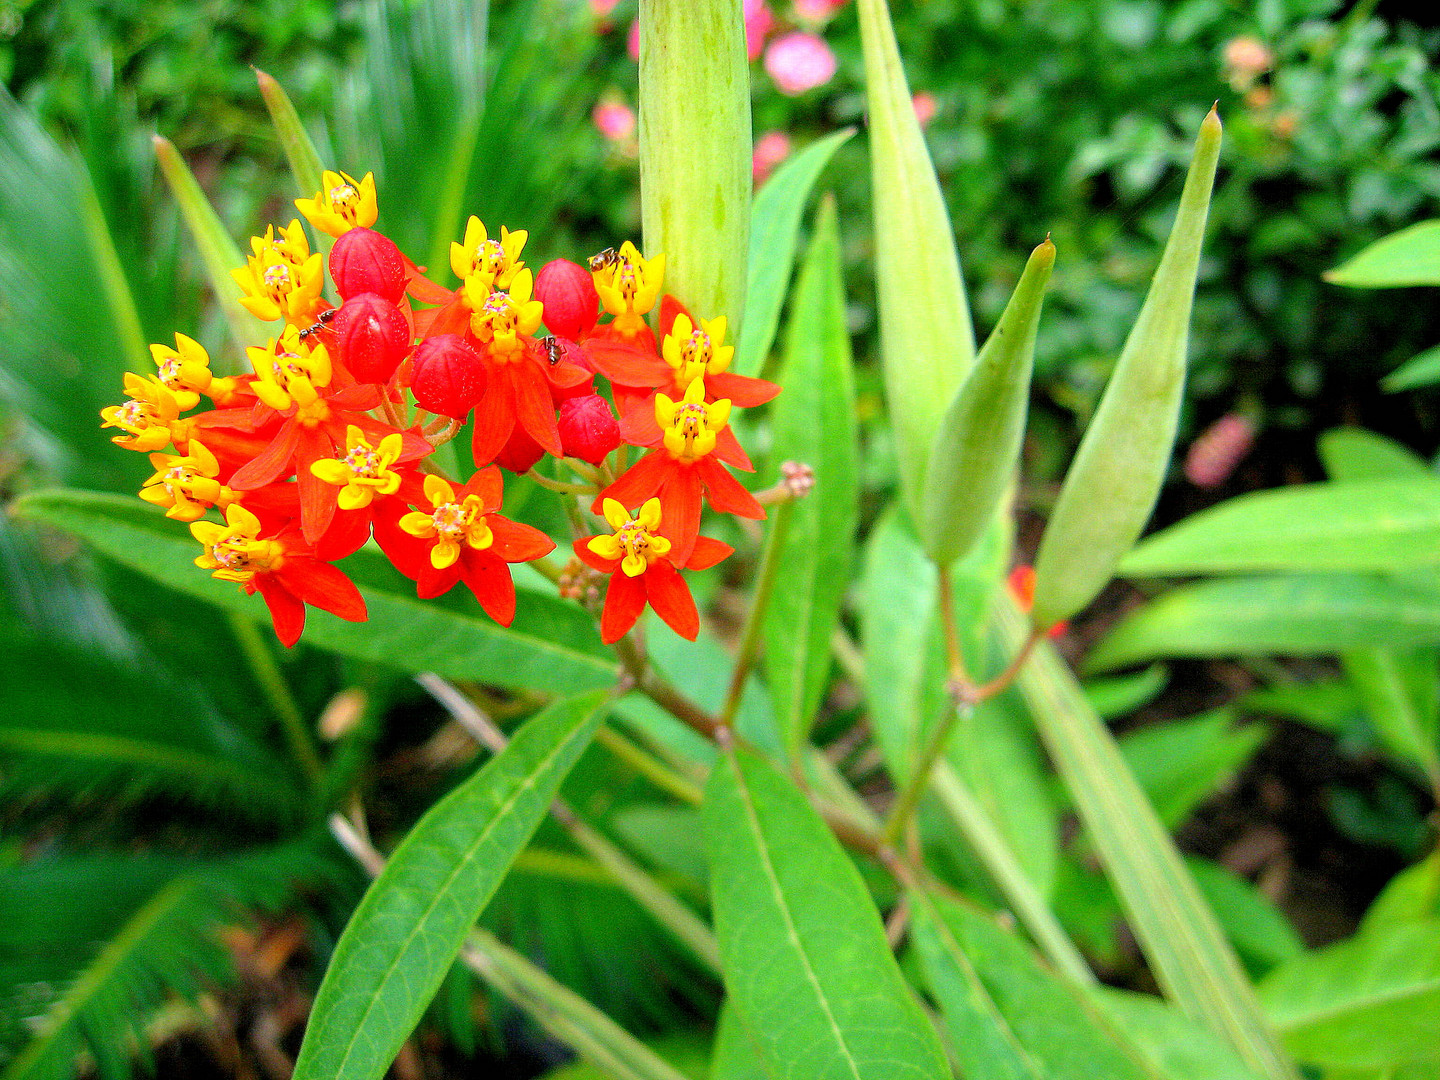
[764,32,837,96]
[752,131,792,185]
[1184,413,1257,488]
[590,0,620,18]
[593,100,636,143]
[627,18,640,60]
[745,0,776,60]
[912,91,937,127]
[793,0,848,24]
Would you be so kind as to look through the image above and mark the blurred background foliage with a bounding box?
[1,0,1438,1077]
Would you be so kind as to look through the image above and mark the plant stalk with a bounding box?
[719,498,795,731]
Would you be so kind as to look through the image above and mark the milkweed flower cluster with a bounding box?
[102,169,778,648]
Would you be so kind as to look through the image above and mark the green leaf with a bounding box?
[1383,342,1440,393]
[736,129,855,377]
[909,889,1155,1080]
[1031,109,1222,628]
[763,196,858,755]
[1083,664,1169,720]
[1318,428,1431,482]
[704,746,949,1080]
[151,134,253,355]
[859,507,943,779]
[293,692,606,1080]
[709,999,771,1080]
[255,69,325,204]
[1087,575,1440,672]
[1360,851,1440,935]
[997,592,1298,1080]
[1258,921,1440,1068]
[922,238,1054,565]
[856,0,975,524]
[1325,221,1440,288]
[639,0,750,331]
[16,489,618,694]
[1340,647,1440,788]
[1118,711,1269,830]
[1184,860,1304,978]
[0,634,303,823]
[1089,989,1268,1080]
[1118,480,1440,578]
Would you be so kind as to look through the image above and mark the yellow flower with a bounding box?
[247,327,333,413]
[661,311,733,388]
[398,474,494,570]
[310,426,405,510]
[149,333,229,411]
[449,217,527,291]
[232,241,325,326]
[592,241,664,321]
[100,373,184,452]
[191,503,285,584]
[295,170,379,238]
[655,377,730,463]
[249,220,313,268]
[587,497,671,577]
[466,268,545,361]
[140,440,233,521]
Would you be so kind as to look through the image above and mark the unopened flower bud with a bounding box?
[409,334,486,419]
[535,259,600,341]
[332,293,411,383]
[558,394,620,465]
[330,226,407,304]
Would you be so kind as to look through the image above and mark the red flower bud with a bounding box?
[495,425,546,474]
[558,394,620,465]
[331,293,412,383]
[329,226,406,304]
[535,258,599,341]
[410,334,486,419]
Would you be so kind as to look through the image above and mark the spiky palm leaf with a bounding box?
[0,840,357,1080]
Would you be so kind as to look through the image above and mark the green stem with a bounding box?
[718,499,795,730]
[228,612,323,785]
[928,763,1093,984]
[595,725,704,805]
[880,697,966,847]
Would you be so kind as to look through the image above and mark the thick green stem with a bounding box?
[880,697,966,847]
[719,499,795,730]
[229,612,323,785]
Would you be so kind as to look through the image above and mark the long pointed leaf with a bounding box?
[152,134,253,354]
[735,128,854,377]
[910,889,1157,1080]
[255,70,325,202]
[704,746,949,1080]
[763,196,857,755]
[293,691,607,1080]
[16,489,617,694]
[996,591,1298,1080]
[1324,220,1440,288]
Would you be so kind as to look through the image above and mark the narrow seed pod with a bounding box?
[921,238,1054,566]
[856,0,975,527]
[639,0,751,330]
[1030,108,1223,630]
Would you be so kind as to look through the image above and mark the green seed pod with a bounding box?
[1031,108,1222,630]
[921,238,1054,566]
[639,0,751,331]
[856,0,975,526]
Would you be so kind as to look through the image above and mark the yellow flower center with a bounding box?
[344,444,385,479]
[116,399,147,428]
[473,238,506,278]
[588,497,672,577]
[330,183,359,215]
[431,499,473,540]
[206,535,283,583]
[263,263,292,294]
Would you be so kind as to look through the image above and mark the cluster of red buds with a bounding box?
[102,170,778,646]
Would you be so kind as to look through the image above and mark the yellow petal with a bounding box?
[710,344,735,374]
[310,458,352,487]
[655,392,678,427]
[399,511,435,538]
[423,473,455,509]
[376,433,403,463]
[337,484,372,511]
[704,315,727,346]
[431,539,460,570]
[602,498,631,531]
[637,497,663,532]
[588,534,623,561]
[510,267,534,306]
[620,552,648,577]
[706,398,732,430]
[683,376,706,404]
[648,534,672,557]
[226,503,262,535]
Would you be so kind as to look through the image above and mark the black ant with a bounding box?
[297,307,337,340]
